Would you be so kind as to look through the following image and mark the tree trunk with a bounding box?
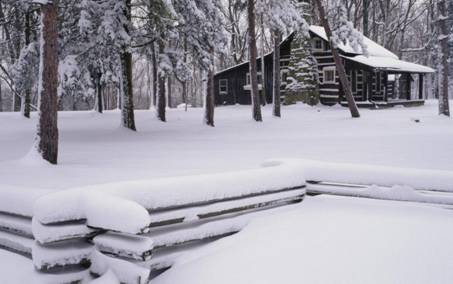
[167,76,172,108]
[96,74,103,113]
[272,30,282,117]
[152,42,158,108]
[204,65,215,127]
[36,2,59,164]
[247,0,262,122]
[363,0,369,37]
[260,16,266,106]
[23,11,32,118]
[157,41,166,122]
[437,0,450,116]
[314,0,360,118]
[0,78,2,112]
[120,0,136,130]
[183,37,188,112]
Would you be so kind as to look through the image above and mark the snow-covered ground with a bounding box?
[1,101,453,283]
[1,101,453,190]
[154,195,453,284]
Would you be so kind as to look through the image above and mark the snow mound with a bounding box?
[91,251,150,284]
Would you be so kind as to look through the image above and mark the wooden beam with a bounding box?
[419,74,424,100]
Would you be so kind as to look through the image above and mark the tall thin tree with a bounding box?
[35,0,59,164]
[120,0,136,130]
[272,30,282,117]
[314,0,360,118]
[247,0,263,121]
[437,0,450,116]
[204,51,215,126]
[23,10,32,118]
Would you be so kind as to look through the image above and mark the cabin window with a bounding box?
[219,79,228,95]
[323,67,336,83]
[280,69,289,85]
[246,72,263,85]
[313,38,323,51]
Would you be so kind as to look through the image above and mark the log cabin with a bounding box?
[214,25,435,108]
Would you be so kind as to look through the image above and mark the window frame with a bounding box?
[246,72,263,85]
[313,38,323,51]
[280,69,289,86]
[219,79,228,95]
[323,66,336,84]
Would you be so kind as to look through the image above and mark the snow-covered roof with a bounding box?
[310,25,434,73]
[344,55,435,73]
[309,25,398,59]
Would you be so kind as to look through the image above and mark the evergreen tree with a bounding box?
[257,0,305,115]
[285,0,319,106]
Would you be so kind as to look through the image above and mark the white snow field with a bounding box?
[1,101,453,190]
[154,195,453,284]
[1,101,453,283]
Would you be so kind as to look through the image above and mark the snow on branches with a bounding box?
[331,5,368,56]
[256,0,306,35]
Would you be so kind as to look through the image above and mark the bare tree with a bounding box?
[35,0,59,164]
[226,0,248,65]
[247,0,263,122]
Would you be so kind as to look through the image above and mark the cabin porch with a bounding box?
[341,56,434,109]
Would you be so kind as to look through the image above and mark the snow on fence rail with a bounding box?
[265,159,453,205]
[3,159,452,283]
[0,164,306,283]
[264,159,453,193]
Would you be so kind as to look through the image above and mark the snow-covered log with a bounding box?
[34,164,306,225]
[32,241,92,272]
[307,182,453,206]
[264,159,453,193]
[93,232,154,261]
[0,230,33,257]
[0,213,33,238]
[148,188,305,227]
[32,218,96,245]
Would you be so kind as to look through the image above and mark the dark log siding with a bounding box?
[214,35,292,105]
[215,30,427,107]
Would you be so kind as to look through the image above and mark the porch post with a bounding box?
[418,74,424,100]
[367,72,373,101]
[362,71,368,101]
[406,74,411,100]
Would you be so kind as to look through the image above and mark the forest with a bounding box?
[1,1,453,283]
[0,0,452,164]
